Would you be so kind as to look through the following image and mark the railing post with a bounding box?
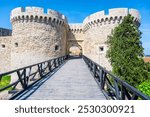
[54,59,56,68]
[62,56,64,62]
[60,57,62,64]
[100,70,106,90]
[66,55,69,59]
[61,56,63,62]
[58,58,59,66]
[90,61,92,71]
[93,63,96,77]
[60,57,63,64]
[48,61,52,72]
[23,69,28,88]
[121,85,126,100]
[17,69,28,89]
[57,58,59,66]
[57,59,59,67]
[59,57,61,65]
[58,58,60,66]
[114,80,120,100]
[55,59,58,67]
[38,64,43,78]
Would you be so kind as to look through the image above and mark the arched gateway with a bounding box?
[69,44,82,56]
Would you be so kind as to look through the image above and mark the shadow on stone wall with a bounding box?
[67,31,82,56]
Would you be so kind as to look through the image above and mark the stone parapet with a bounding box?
[68,23,83,33]
[10,7,68,27]
[83,8,140,32]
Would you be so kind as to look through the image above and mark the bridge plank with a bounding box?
[26,58,106,100]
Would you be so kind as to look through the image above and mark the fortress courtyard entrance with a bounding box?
[69,45,82,56]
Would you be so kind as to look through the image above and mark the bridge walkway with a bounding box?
[19,58,106,100]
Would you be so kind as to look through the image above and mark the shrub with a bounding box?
[106,14,148,87]
[137,81,150,97]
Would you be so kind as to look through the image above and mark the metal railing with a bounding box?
[83,55,150,100]
[0,55,68,100]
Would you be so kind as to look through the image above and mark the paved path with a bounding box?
[26,58,106,100]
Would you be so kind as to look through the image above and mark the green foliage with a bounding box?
[143,62,150,78]
[106,14,149,87]
[0,75,11,89]
[138,81,150,97]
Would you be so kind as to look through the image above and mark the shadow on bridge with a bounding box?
[0,56,68,100]
[0,55,149,100]
[68,55,82,59]
[12,61,67,100]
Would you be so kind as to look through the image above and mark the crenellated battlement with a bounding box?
[68,23,83,33]
[83,8,140,32]
[0,7,141,73]
[10,7,68,26]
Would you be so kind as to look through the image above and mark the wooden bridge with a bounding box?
[0,55,149,100]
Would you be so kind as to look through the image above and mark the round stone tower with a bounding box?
[10,7,68,69]
[83,8,140,70]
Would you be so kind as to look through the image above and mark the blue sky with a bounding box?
[0,0,150,55]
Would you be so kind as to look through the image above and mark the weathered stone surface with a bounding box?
[83,8,140,70]
[11,7,68,70]
[0,37,11,73]
[68,23,84,55]
[0,7,141,100]
[0,7,140,74]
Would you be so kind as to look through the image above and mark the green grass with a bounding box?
[0,75,11,90]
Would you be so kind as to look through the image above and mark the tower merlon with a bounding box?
[83,8,140,31]
[68,23,83,33]
[10,7,68,25]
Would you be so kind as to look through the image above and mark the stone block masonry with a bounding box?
[0,7,140,75]
[10,7,68,71]
[0,37,11,73]
[83,8,140,70]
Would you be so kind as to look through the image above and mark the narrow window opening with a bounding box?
[55,45,59,51]
[2,44,5,48]
[15,43,18,47]
[99,46,104,52]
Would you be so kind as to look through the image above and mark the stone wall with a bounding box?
[10,7,68,70]
[67,24,84,55]
[0,7,141,74]
[83,8,140,70]
[0,7,142,98]
[0,36,11,73]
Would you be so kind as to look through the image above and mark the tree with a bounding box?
[106,14,148,87]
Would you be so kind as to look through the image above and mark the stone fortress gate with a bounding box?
[0,7,140,73]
